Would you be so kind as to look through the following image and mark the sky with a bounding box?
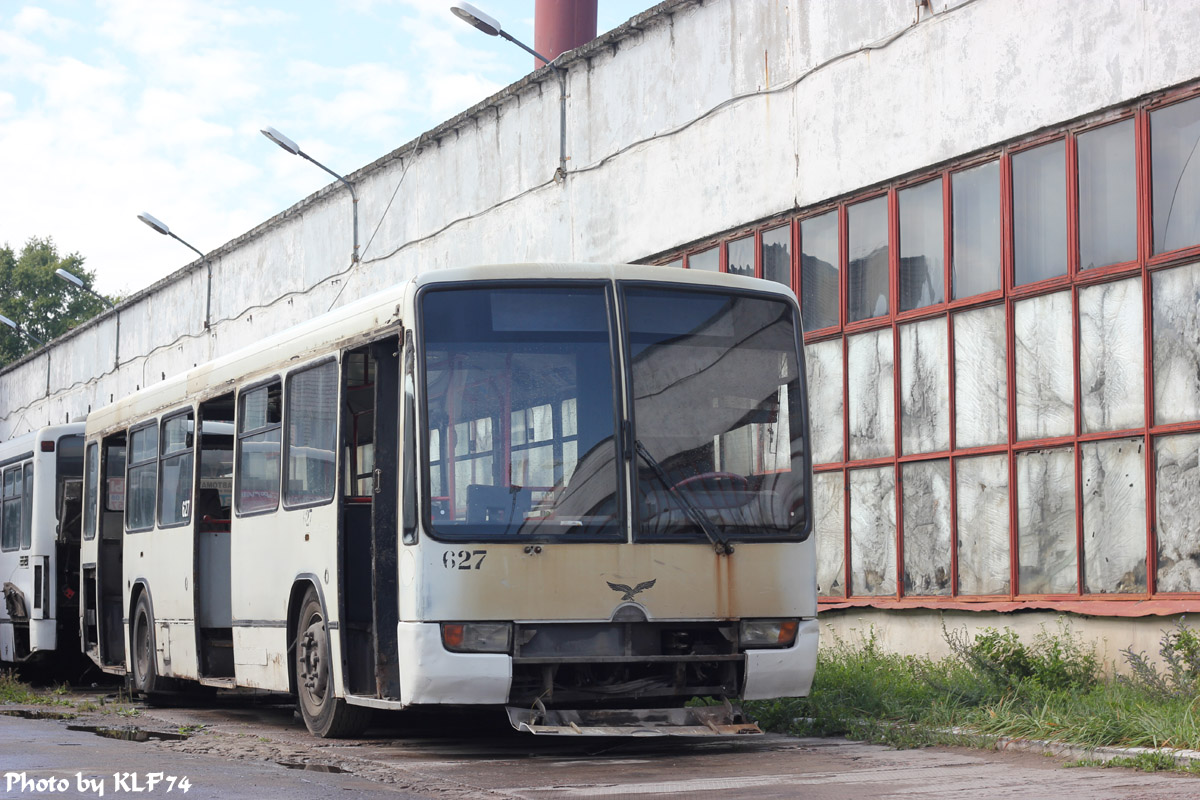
[0,1,651,296]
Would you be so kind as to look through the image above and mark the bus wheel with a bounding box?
[295,588,371,738]
[131,593,169,701]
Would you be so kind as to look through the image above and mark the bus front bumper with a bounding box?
[396,622,511,705]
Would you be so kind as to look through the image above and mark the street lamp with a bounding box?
[137,212,213,329]
[450,2,569,180]
[0,314,45,346]
[260,126,359,264]
[56,267,119,369]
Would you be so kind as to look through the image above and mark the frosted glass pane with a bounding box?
[849,467,896,596]
[1152,96,1200,254]
[1079,277,1144,433]
[689,247,719,271]
[805,339,844,464]
[902,460,951,596]
[1081,438,1145,594]
[848,328,894,460]
[801,211,839,331]
[1013,140,1067,285]
[1156,433,1200,592]
[952,160,1001,298]
[900,318,950,454]
[1153,262,1200,425]
[1017,448,1077,594]
[954,305,1007,448]
[1079,119,1137,270]
[727,236,754,277]
[956,454,1010,596]
[848,196,889,322]
[899,178,945,312]
[762,225,792,288]
[814,471,845,597]
[1015,291,1074,440]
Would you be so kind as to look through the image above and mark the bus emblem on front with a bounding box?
[607,579,656,601]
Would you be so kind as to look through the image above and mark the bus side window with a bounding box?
[159,412,195,527]
[237,382,282,515]
[285,361,337,508]
[1,467,20,551]
[83,442,99,541]
[21,463,33,549]
[126,424,158,532]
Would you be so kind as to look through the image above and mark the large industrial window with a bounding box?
[656,84,1200,611]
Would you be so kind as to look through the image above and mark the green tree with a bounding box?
[0,237,112,367]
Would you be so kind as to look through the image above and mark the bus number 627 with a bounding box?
[443,550,487,570]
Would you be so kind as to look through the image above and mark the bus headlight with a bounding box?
[739,619,799,649]
[441,622,512,654]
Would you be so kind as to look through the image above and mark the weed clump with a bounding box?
[1118,619,1200,700]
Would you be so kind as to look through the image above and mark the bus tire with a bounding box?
[295,587,371,738]
[130,593,171,701]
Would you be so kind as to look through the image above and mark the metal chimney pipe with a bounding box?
[533,0,597,67]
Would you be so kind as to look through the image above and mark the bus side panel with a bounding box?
[229,501,340,692]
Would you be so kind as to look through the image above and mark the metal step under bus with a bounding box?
[505,704,762,736]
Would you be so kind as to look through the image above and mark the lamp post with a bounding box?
[260,126,359,265]
[56,268,119,369]
[450,2,570,181]
[137,212,213,329]
[0,314,44,346]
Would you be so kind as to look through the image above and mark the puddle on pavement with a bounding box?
[277,762,347,773]
[0,709,77,720]
[66,724,189,742]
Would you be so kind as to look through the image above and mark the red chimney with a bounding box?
[534,0,597,68]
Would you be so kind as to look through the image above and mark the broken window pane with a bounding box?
[956,454,1011,596]
[1155,432,1200,592]
[1017,448,1077,594]
[848,328,895,460]
[954,304,1007,448]
[1081,438,1146,594]
[762,225,792,288]
[1153,261,1200,425]
[1015,291,1074,440]
[847,196,889,322]
[1152,95,1200,255]
[1080,277,1144,433]
[952,160,1001,298]
[850,466,896,596]
[814,470,845,597]
[899,178,945,312]
[1013,140,1068,285]
[805,338,844,464]
[900,317,950,455]
[902,459,951,596]
[727,235,755,277]
[1079,119,1137,269]
[801,211,840,331]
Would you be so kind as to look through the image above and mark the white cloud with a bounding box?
[13,6,77,37]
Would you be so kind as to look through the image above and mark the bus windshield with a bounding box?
[422,284,622,539]
[623,284,809,541]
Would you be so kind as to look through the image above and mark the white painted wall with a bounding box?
[4,0,1198,438]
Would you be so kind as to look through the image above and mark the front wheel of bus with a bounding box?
[131,593,170,701]
[295,588,371,738]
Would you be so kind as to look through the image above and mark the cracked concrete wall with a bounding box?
[4,0,1200,438]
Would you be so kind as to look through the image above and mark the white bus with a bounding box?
[0,422,86,667]
[80,264,817,737]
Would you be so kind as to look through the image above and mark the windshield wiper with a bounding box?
[634,440,733,555]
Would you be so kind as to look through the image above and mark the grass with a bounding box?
[0,671,71,706]
[746,621,1200,774]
